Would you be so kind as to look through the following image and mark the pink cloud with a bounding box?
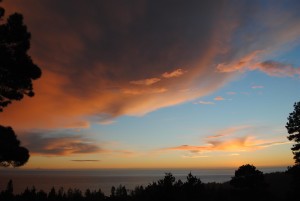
[256,61,300,77]
[214,96,225,101]
[217,51,300,77]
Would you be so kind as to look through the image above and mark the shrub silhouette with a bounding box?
[0,125,29,167]
[230,164,265,189]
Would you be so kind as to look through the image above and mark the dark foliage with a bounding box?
[286,101,300,164]
[0,125,29,167]
[0,4,41,112]
[286,165,300,199]
[230,164,266,189]
[0,1,41,168]
[0,171,294,201]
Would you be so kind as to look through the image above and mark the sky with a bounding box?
[0,0,300,169]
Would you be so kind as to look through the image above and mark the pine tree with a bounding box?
[286,101,300,164]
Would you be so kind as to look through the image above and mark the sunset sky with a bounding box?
[1,0,299,169]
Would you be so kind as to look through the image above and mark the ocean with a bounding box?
[0,167,287,196]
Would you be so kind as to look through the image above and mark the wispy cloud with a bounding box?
[227,92,236,95]
[20,131,138,157]
[71,160,100,162]
[182,154,209,158]
[122,87,167,95]
[257,61,300,77]
[214,96,225,101]
[251,85,264,89]
[130,78,161,86]
[229,153,240,156]
[162,69,185,78]
[21,132,103,156]
[99,119,116,125]
[217,51,300,77]
[196,101,215,105]
[161,125,290,155]
[163,136,289,153]
[206,125,250,139]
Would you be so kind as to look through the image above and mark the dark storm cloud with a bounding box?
[1,0,300,129]
[17,0,225,85]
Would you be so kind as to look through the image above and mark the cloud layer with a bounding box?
[162,125,290,156]
[21,132,103,156]
[1,0,300,130]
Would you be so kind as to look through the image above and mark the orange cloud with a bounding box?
[162,69,185,78]
[122,87,167,95]
[256,61,300,77]
[71,160,100,162]
[161,125,290,156]
[130,78,161,86]
[216,51,261,73]
[214,96,225,101]
[217,51,300,77]
[206,125,250,139]
[1,0,300,131]
[163,136,289,153]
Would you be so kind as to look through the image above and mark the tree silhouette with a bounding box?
[230,164,265,189]
[286,102,300,197]
[286,101,300,164]
[0,125,29,167]
[0,1,41,167]
[0,3,41,112]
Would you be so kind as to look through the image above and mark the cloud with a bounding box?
[251,85,264,89]
[229,153,240,156]
[121,87,167,95]
[206,125,250,139]
[196,101,215,105]
[214,96,225,101]
[257,61,300,77]
[216,51,260,73]
[162,69,185,78]
[19,130,139,158]
[71,160,100,162]
[130,78,161,86]
[227,92,236,95]
[162,125,290,155]
[182,154,209,158]
[20,132,104,156]
[163,136,288,153]
[217,52,300,77]
[98,119,116,125]
[1,1,300,129]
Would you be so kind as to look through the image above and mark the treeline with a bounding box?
[0,165,299,201]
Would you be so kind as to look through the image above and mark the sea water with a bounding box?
[0,167,286,196]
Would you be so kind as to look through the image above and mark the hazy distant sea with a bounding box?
[0,167,286,196]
